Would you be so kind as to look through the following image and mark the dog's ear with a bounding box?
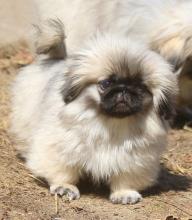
[35,19,67,59]
[158,94,176,121]
[62,65,96,103]
[62,74,86,103]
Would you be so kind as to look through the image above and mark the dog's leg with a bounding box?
[109,174,142,205]
[27,149,80,200]
[49,166,80,200]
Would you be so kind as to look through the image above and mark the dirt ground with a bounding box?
[0,51,192,220]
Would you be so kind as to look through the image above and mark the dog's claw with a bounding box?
[50,184,80,200]
[110,190,142,205]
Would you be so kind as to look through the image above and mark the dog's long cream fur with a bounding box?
[10,0,180,204]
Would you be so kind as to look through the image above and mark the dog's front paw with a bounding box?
[50,184,80,200]
[110,190,142,204]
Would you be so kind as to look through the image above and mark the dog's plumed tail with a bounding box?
[35,19,66,59]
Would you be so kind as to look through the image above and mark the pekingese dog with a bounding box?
[10,19,177,204]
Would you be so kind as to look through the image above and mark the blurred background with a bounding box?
[0,0,38,54]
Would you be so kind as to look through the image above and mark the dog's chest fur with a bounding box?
[58,110,166,181]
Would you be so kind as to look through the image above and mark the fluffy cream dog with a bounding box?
[10,19,177,203]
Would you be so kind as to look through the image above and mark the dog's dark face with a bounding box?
[97,75,153,118]
[63,72,153,118]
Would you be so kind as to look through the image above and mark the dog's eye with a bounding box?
[98,79,113,90]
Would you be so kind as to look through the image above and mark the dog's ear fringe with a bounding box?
[61,75,84,104]
[61,69,96,104]
[61,64,90,103]
[34,19,67,59]
[158,95,177,121]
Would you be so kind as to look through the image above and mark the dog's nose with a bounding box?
[116,93,124,103]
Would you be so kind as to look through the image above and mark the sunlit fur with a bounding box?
[10,34,177,204]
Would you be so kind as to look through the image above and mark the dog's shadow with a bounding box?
[32,165,191,199]
[143,166,191,197]
[77,166,191,199]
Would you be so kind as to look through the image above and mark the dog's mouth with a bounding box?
[98,77,152,118]
[113,106,141,117]
[100,99,142,118]
[114,101,128,111]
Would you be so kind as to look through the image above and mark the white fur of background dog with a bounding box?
[10,29,177,204]
[1,0,192,69]
[34,0,192,68]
